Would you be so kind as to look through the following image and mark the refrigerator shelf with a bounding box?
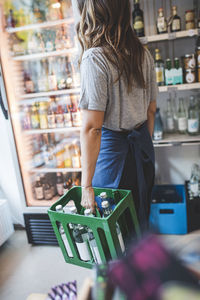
[30,168,82,173]
[158,83,200,93]
[27,197,75,208]
[20,88,80,99]
[6,18,75,33]
[140,29,199,44]
[24,127,81,135]
[153,134,200,147]
[12,48,78,61]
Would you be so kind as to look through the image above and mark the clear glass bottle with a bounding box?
[177,98,187,134]
[165,98,175,133]
[132,0,145,37]
[155,49,165,86]
[189,164,200,198]
[102,201,125,253]
[73,225,91,262]
[153,108,164,140]
[187,96,199,135]
[157,8,167,34]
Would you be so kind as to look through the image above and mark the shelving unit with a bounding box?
[24,127,81,135]
[19,87,80,100]
[6,18,74,33]
[140,28,199,44]
[153,134,200,147]
[30,168,82,173]
[13,48,78,61]
[158,83,200,92]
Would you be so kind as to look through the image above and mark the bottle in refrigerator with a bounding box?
[56,144,65,168]
[157,8,167,34]
[48,58,57,91]
[55,204,73,258]
[34,176,44,200]
[56,172,64,196]
[30,104,40,129]
[71,105,81,127]
[65,57,73,88]
[71,143,81,169]
[165,98,175,133]
[57,57,67,90]
[84,209,102,264]
[187,96,199,135]
[44,178,53,200]
[153,108,163,140]
[155,49,165,86]
[102,201,125,253]
[189,164,200,198]
[63,105,72,127]
[170,6,181,32]
[64,144,72,168]
[39,102,48,129]
[132,0,145,37]
[7,9,16,28]
[37,60,49,92]
[56,105,64,128]
[23,105,31,130]
[24,70,35,93]
[47,103,56,129]
[177,98,187,134]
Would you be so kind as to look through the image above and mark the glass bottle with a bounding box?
[102,201,125,253]
[173,58,183,85]
[155,49,165,86]
[34,176,44,200]
[31,104,40,129]
[64,144,72,168]
[56,172,64,196]
[165,59,173,86]
[177,98,187,134]
[187,96,199,135]
[56,105,64,128]
[153,108,164,140]
[170,6,181,32]
[48,58,57,91]
[157,8,167,34]
[44,178,53,200]
[39,102,48,129]
[73,225,91,262]
[132,0,145,37]
[63,105,72,127]
[189,164,200,198]
[84,209,102,264]
[165,98,175,133]
[7,9,16,28]
[71,143,81,169]
[47,102,56,129]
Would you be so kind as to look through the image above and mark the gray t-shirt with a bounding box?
[79,47,158,131]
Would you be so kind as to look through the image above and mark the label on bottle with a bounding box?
[31,115,39,129]
[64,157,72,168]
[48,75,57,90]
[165,69,173,85]
[57,183,64,196]
[25,80,34,93]
[72,156,81,168]
[178,117,187,131]
[35,186,44,200]
[72,112,81,127]
[157,17,167,33]
[153,131,163,140]
[56,152,64,168]
[39,115,48,129]
[166,117,174,131]
[76,242,91,261]
[118,231,125,253]
[134,20,144,30]
[64,113,72,127]
[47,114,56,129]
[155,67,164,83]
[44,189,52,200]
[172,19,181,31]
[186,70,195,83]
[56,114,64,128]
[188,57,196,69]
[190,182,199,196]
[62,234,73,257]
[188,119,199,133]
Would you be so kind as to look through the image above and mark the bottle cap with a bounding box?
[84,209,92,216]
[100,192,107,199]
[101,201,109,209]
[55,204,63,212]
[155,48,160,53]
[158,8,163,11]
[70,206,77,214]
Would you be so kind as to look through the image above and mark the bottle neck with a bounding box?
[172,9,177,16]
[155,53,161,61]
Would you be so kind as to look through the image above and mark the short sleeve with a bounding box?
[79,53,108,111]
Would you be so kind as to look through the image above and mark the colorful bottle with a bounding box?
[155,49,165,86]
[132,0,145,37]
[56,105,64,128]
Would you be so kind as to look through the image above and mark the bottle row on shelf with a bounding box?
[21,96,81,131]
[5,0,73,28]
[31,134,81,169]
[23,56,80,94]
[10,24,76,56]
[133,1,200,37]
[33,172,81,201]
[153,95,200,141]
[155,42,200,87]
[56,192,125,262]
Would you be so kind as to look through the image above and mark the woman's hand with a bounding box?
[81,187,96,213]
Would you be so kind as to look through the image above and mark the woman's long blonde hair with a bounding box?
[76,0,145,92]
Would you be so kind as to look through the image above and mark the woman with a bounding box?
[77,0,158,229]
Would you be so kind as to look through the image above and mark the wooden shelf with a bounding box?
[158,83,200,93]
[30,168,82,173]
[13,48,78,61]
[27,196,75,207]
[6,18,74,33]
[24,127,81,135]
[140,29,199,44]
[153,134,200,147]
[20,88,80,99]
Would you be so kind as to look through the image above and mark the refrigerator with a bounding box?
[0,0,82,244]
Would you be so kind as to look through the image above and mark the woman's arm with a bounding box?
[80,109,105,211]
[147,100,157,137]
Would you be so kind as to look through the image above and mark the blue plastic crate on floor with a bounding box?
[149,185,187,235]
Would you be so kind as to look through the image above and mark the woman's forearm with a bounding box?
[80,127,102,187]
[147,111,155,137]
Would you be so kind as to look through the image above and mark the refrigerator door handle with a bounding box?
[0,90,8,120]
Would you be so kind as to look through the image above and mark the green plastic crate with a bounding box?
[48,186,140,269]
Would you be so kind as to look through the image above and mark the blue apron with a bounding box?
[92,122,155,229]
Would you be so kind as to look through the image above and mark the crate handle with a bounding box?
[159,209,174,214]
